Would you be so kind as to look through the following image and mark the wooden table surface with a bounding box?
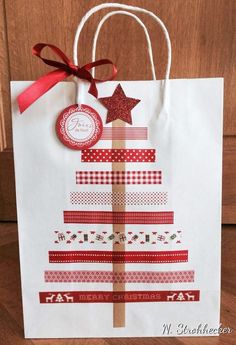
[0,223,235,344]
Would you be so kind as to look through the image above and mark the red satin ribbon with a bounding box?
[17,43,118,113]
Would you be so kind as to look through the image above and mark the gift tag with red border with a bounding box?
[56,104,103,150]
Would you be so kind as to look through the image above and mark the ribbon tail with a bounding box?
[17,69,70,113]
[88,79,98,98]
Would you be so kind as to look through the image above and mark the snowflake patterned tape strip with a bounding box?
[63,211,174,224]
[44,270,194,283]
[39,290,200,303]
[48,250,188,263]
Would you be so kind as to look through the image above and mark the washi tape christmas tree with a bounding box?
[39,84,199,327]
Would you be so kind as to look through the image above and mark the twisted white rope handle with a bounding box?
[91,10,156,80]
[73,2,171,80]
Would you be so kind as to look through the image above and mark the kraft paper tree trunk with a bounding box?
[112,118,126,327]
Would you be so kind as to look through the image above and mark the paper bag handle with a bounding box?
[91,10,156,80]
[73,3,172,80]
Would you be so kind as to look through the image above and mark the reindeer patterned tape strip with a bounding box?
[48,250,188,263]
[81,149,156,162]
[39,290,200,303]
[75,171,162,184]
[70,192,167,205]
[44,270,195,283]
[63,211,174,224]
[101,127,148,140]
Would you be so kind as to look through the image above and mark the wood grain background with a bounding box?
[0,0,235,222]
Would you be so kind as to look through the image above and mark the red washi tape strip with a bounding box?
[81,149,156,162]
[44,270,194,283]
[75,171,162,184]
[39,290,200,303]
[70,191,167,205]
[101,127,148,140]
[63,211,174,224]
[48,250,188,263]
[53,229,182,245]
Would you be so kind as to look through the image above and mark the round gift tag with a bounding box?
[56,104,103,150]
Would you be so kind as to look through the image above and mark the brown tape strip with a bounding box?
[112,119,125,327]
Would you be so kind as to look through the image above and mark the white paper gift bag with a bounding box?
[11,3,223,338]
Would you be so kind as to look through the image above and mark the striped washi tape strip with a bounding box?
[48,250,187,263]
[100,127,148,140]
[63,211,174,224]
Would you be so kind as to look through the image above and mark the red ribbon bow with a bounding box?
[17,43,118,113]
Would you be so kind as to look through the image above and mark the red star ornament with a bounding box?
[99,83,140,124]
